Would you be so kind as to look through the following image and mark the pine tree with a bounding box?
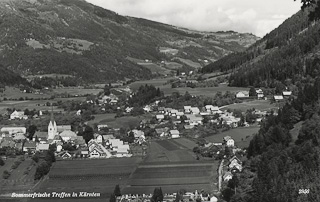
[114,184,121,197]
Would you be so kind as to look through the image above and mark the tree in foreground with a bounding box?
[0,158,4,166]
[151,187,164,202]
[114,184,121,197]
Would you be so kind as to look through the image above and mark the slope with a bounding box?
[0,0,259,85]
[201,7,320,89]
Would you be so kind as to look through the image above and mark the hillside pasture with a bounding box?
[129,77,173,91]
[137,63,171,75]
[0,100,64,114]
[205,126,260,148]
[0,87,51,100]
[221,100,278,112]
[52,88,102,96]
[160,84,248,98]
[0,157,37,195]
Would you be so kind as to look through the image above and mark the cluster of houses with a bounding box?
[223,155,243,182]
[116,191,218,202]
[0,113,135,159]
[8,110,44,120]
[235,88,293,101]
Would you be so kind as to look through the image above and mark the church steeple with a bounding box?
[48,103,57,140]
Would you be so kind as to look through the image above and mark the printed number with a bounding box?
[299,189,309,194]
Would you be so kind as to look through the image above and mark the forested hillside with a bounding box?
[221,2,320,202]
[201,6,320,89]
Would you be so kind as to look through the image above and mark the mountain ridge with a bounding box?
[0,0,259,86]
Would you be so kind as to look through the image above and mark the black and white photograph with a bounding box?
[0,0,319,201]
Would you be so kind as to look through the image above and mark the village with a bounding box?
[0,84,293,202]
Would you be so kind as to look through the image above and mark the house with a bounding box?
[184,125,194,130]
[56,142,63,152]
[57,125,72,133]
[103,135,115,141]
[282,91,292,97]
[88,139,112,158]
[59,131,77,142]
[10,110,28,120]
[169,109,179,117]
[36,143,49,151]
[156,114,165,121]
[236,91,250,98]
[60,151,73,159]
[170,130,180,139]
[33,132,48,143]
[274,95,284,101]
[0,137,15,148]
[155,128,168,137]
[158,107,165,114]
[128,130,145,139]
[186,114,203,126]
[76,110,82,116]
[190,107,200,114]
[256,89,264,99]
[13,134,26,141]
[223,136,235,147]
[94,134,103,144]
[184,106,192,113]
[48,135,62,145]
[125,107,133,113]
[229,157,242,172]
[143,105,152,112]
[176,112,184,119]
[97,124,108,131]
[1,127,27,135]
[23,141,36,152]
[223,172,233,181]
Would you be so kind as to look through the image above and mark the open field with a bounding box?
[129,78,173,91]
[205,126,260,148]
[137,63,171,75]
[0,100,64,114]
[88,114,152,129]
[221,100,278,112]
[144,139,197,163]
[0,87,51,100]
[159,84,248,98]
[124,161,218,194]
[52,88,102,96]
[35,158,142,201]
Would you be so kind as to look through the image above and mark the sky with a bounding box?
[86,0,302,37]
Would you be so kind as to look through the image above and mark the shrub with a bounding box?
[0,158,4,166]
[3,170,10,179]
[11,160,22,169]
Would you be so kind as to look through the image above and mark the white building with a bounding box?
[170,130,180,139]
[223,136,235,147]
[236,91,250,98]
[10,110,28,120]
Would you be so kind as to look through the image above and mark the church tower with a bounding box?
[48,105,57,140]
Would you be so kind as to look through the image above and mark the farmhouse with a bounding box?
[97,124,108,131]
[10,110,28,120]
[236,91,250,98]
[229,160,242,172]
[23,141,36,152]
[223,136,235,147]
[256,89,264,99]
[190,107,200,114]
[36,143,49,152]
[186,114,203,126]
[282,91,292,96]
[156,114,165,121]
[176,112,184,119]
[170,130,180,139]
[60,130,77,142]
[1,127,27,135]
[155,128,169,137]
[88,139,112,158]
[274,95,284,101]
[223,172,233,181]
[184,106,192,113]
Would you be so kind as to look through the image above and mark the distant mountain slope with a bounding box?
[201,8,320,88]
[0,0,259,84]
